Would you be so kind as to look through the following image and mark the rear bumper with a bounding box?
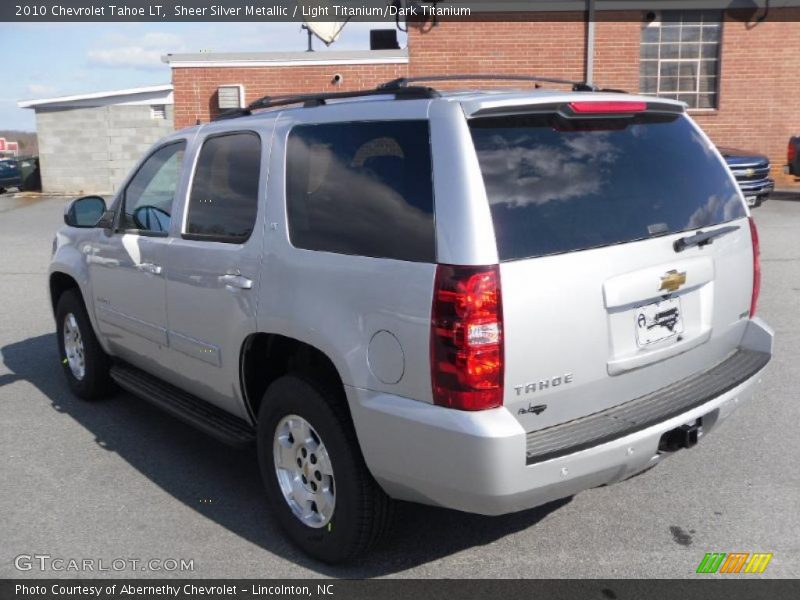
[348,318,773,515]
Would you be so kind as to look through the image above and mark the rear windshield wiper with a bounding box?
[673,225,740,253]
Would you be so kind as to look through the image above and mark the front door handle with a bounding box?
[219,274,253,290]
[138,262,162,275]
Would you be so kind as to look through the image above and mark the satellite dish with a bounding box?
[304,20,348,45]
[299,1,349,46]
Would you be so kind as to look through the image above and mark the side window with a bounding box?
[286,121,435,263]
[184,132,262,243]
[121,142,186,234]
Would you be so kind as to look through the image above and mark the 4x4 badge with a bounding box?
[659,269,687,293]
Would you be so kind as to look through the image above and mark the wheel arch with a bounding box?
[48,267,110,355]
[49,271,81,314]
[240,332,349,424]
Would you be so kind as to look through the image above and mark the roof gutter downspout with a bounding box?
[585,0,596,86]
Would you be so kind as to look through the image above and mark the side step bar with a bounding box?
[110,363,256,447]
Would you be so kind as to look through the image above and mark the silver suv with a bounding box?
[49,76,773,563]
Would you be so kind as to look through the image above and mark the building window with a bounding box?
[640,11,722,109]
[150,104,167,119]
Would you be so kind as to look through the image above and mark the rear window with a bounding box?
[469,112,745,261]
[286,120,435,262]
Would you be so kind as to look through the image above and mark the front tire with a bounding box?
[55,289,113,400]
[257,375,394,563]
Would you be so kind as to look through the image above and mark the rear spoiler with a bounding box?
[469,99,685,119]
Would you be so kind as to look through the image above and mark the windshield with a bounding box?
[469,112,745,261]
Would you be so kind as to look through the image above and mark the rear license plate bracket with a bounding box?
[635,296,683,347]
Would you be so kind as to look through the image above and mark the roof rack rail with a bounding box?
[214,85,439,121]
[378,74,598,93]
[211,75,622,122]
[594,87,629,94]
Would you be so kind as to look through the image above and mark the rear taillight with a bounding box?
[431,264,504,411]
[749,216,760,318]
[568,101,647,114]
[789,140,797,164]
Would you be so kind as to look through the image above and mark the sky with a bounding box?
[0,22,406,131]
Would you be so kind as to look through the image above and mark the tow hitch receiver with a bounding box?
[659,419,702,452]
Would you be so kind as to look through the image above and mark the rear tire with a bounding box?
[257,374,394,563]
[55,289,113,400]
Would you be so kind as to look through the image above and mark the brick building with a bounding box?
[164,49,408,131]
[164,6,800,188]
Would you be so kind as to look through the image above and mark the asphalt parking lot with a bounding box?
[1,192,798,579]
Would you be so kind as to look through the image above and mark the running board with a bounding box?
[110,363,256,447]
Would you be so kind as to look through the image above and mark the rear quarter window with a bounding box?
[286,120,435,262]
[469,112,745,261]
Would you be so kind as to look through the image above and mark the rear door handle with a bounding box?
[138,262,163,275]
[219,274,253,290]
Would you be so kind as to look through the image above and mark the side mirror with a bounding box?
[64,196,107,228]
